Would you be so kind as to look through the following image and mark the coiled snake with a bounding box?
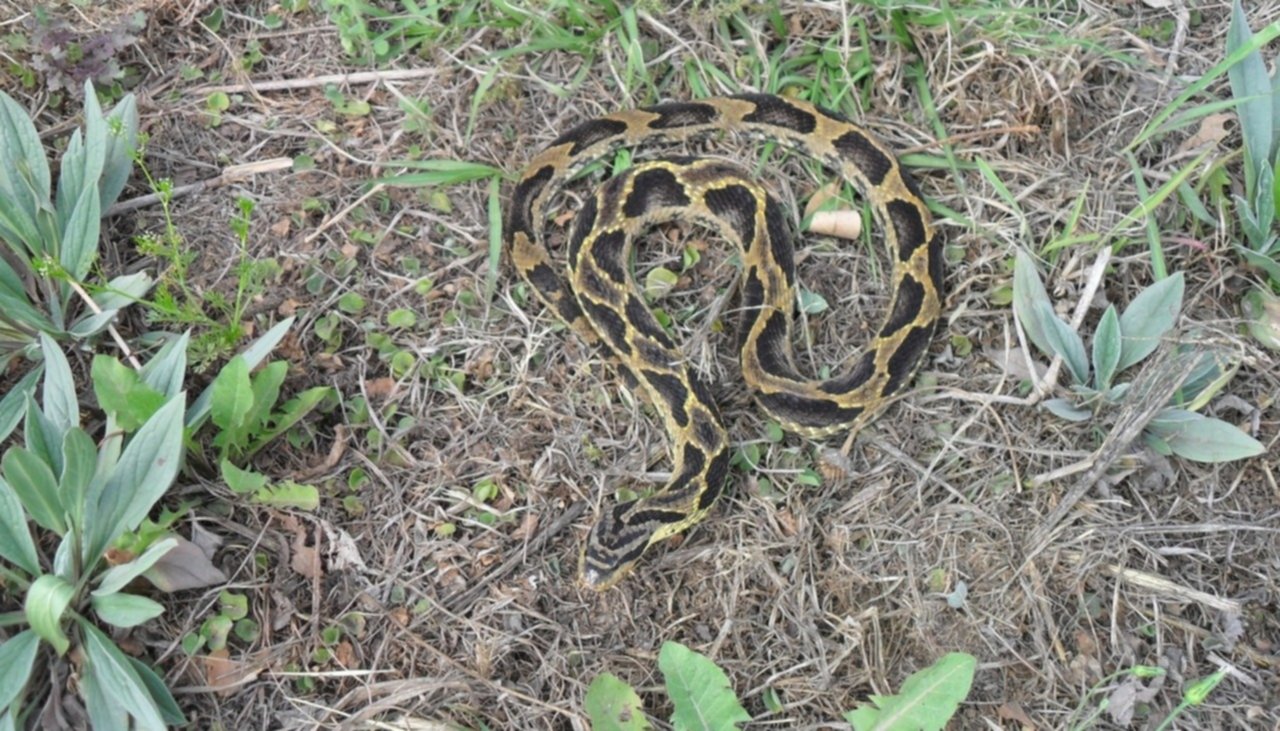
[505,94,943,590]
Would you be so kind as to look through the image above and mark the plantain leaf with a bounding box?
[585,673,652,731]
[1092,305,1121,390]
[659,641,751,731]
[24,574,74,656]
[1146,409,1264,463]
[94,537,177,596]
[37,333,77,436]
[91,592,165,628]
[0,475,40,575]
[1118,272,1183,371]
[1011,250,1055,359]
[1227,0,1275,183]
[0,630,39,712]
[78,620,167,730]
[1036,302,1088,385]
[844,652,977,731]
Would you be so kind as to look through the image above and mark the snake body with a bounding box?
[505,94,943,590]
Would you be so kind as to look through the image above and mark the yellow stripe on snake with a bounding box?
[505,94,943,590]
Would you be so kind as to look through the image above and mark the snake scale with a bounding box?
[504,93,943,590]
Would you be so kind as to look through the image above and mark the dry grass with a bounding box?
[2,0,1278,728]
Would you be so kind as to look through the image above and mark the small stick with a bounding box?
[1060,550,1241,614]
[66,278,142,370]
[188,68,440,95]
[106,157,293,217]
[1026,346,1199,553]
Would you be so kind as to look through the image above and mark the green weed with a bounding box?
[585,641,975,731]
[1013,251,1263,462]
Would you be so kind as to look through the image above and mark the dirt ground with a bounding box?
[2,1,1278,729]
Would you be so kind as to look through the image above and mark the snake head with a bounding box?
[579,500,655,591]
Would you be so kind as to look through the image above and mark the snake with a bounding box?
[504,93,943,590]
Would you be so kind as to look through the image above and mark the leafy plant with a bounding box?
[1065,663,1231,730]
[583,642,975,731]
[0,334,189,729]
[1013,251,1263,462]
[26,9,146,93]
[844,653,977,731]
[585,641,751,731]
[0,81,149,369]
[1225,0,1280,348]
[133,188,283,367]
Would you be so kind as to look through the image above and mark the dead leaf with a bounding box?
[984,346,1047,383]
[270,217,291,238]
[776,508,798,537]
[201,648,261,695]
[322,522,369,573]
[340,242,360,259]
[1107,678,1139,726]
[1177,112,1233,154]
[365,376,396,398]
[190,522,223,557]
[146,535,228,592]
[334,641,357,668]
[996,702,1037,729]
[289,521,322,579]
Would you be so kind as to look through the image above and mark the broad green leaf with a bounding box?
[37,333,78,435]
[24,574,74,655]
[0,367,40,444]
[99,94,139,211]
[1146,409,1265,463]
[1227,0,1275,183]
[220,460,267,495]
[87,394,185,562]
[56,81,107,239]
[93,270,153,311]
[798,289,829,315]
[92,592,165,628]
[210,355,254,439]
[94,537,178,596]
[187,316,295,429]
[126,657,187,726]
[0,90,52,226]
[80,654,130,731]
[1011,250,1054,358]
[844,652,976,731]
[1172,351,1237,411]
[644,266,680,300]
[1043,398,1092,422]
[244,361,288,433]
[659,641,751,731]
[67,309,119,339]
[585,673,651,731]
[78,620,167,731]
[1091,306,1122,391]
[59,180,101,282]
[2,447,64,535]
[92,355,167,432]
[139,332,189,398]
[1118,272,1183,371]
[0,476,40,575]
[0,630,39,711]
[59,427,96,528]
[24,398,62,477]
[253,481,319,511]
[1036,302,1088,385]
[246,386,334,456]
